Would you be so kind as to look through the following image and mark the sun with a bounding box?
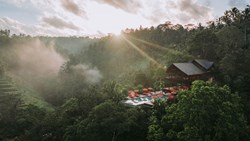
[112,30,121,36]
[108,31,121,38]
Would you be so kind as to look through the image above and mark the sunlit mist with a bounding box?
[122,35,164,68]
[127,35,192,58]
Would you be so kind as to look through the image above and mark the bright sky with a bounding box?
[0,0,249,37]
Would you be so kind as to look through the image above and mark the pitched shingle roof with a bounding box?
[173,63,205,76]
[193,59,214,70]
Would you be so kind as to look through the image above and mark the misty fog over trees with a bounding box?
[0,6,250,141]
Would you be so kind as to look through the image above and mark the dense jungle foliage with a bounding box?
[0,7,250,141]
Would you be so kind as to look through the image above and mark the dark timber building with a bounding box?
[166,59,214,85]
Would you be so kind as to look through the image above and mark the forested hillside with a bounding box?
[0,7,250,141]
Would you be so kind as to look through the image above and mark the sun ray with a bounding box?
[126,35,193,58]
[121,35,164,68]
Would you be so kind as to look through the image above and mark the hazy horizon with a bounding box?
[0,0,249,37]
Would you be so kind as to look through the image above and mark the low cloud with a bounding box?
[71,64,103,84]
[178,0,211,23]
[11,39,64,76]
[61,0,87,17]
[95,0,142,13]
[228,0,249,8]
[3,39,65,87]
[177,13,192,23]
[144,9,168,24]
[0,17,33,35]
[0,17,82,36]
[0,17,43,36]
[144,0,212,25]
[41,16,80,30]
[97,30,106,37]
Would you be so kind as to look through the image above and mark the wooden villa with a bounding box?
[166,59,214,85]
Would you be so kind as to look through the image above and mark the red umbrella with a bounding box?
[171,91,177,95]
[168,95,175,99]
[148,87,153,91]
[134,93,139,97]
[158,93,163,97]
[143,92,148,95]
[134,90,139,93]
[128,90,133,93]
[128,94,134,98]
[152,95,157,99]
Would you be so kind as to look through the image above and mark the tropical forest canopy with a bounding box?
[0,7,250,141]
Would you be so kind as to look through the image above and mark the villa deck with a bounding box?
[122,86,188,107]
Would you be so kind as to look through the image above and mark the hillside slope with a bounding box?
[0,76,53,111]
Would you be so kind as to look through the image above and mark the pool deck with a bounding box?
[122,91,174,107]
